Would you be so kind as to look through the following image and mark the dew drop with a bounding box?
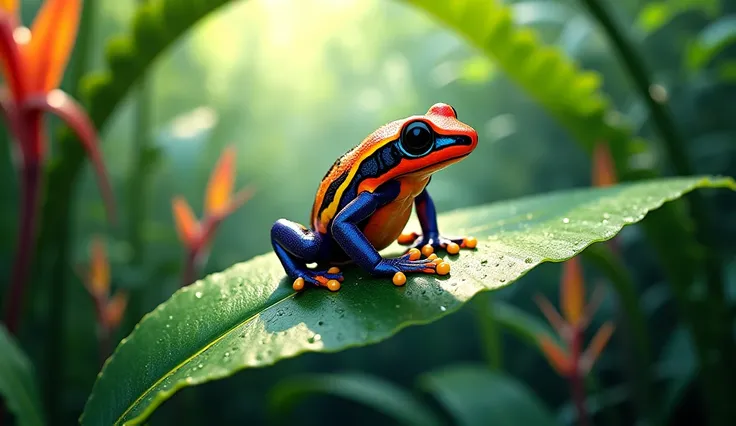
[195,291,203,299]
[224,352,230,357]
[562,217,570,224]
[440,306,447,312]
[198,363,203,369]
[168,315,173,320]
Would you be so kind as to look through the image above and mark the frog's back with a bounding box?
[310,119,404,234]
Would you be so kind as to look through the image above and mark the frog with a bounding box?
[271,103,479,292]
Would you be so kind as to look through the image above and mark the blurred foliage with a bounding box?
[1,0,735,425]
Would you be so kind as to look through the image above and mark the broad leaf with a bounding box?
[419,364,560,426]
[268,372,442,426]
[399,0,641,173]
[81,176,734,425]
[0,324,46,426]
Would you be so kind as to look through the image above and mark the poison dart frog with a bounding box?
[271,103,479,292]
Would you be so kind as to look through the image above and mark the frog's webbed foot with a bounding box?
[372,249,451,286]
[397,232,478,255]
[292,267,345,292]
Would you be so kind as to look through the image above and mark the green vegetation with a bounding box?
[1,0,735,425]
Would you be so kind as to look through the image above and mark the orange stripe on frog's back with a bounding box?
[310,118,406,233]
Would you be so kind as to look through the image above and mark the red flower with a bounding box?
[534,257,614,377]
[1,0,115,334]
[172,145,255,286]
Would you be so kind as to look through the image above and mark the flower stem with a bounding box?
[182,248,197,287]
[570,329,590,426]
[4,160,41,335]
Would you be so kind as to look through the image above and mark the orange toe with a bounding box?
[392,272,407,286]
[446,242,460,255]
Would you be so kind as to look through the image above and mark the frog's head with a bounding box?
[392,103,478,176]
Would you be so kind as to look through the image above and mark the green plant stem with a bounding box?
[122,77,153,334]
[39,2,97,424]
[580,0,734,423]
[472,292,503,370]
[582,243,657,425]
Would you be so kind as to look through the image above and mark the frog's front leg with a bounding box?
[271,219,344,291]
[397,188,477,256]
[331,182,450,286]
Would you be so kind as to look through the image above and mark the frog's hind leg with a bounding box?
[271,219,344,291]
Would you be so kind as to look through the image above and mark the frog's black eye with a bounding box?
[400,121,434,157]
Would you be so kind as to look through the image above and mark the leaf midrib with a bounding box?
[115,289,298,425]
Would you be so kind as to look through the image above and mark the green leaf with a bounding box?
[399,0,640,173]
[636,0,720,35]
[657,327,697,424]
[685,16,736,71]
[0,324,46,426]
[419,364,560,426]
[81,176,734,425]
[267,372,442,426]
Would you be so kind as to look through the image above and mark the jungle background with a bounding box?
[1,0,735,425]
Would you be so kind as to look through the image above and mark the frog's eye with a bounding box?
[400,121,434,157]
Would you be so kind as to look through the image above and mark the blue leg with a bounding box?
[271,219,343,289]
[398,188,476,253]
[331,182,440,279]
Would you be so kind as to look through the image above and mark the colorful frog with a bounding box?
[271,103,479,291]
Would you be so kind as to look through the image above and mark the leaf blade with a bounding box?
[268,372,443,426]
[81,176,735,426]
[0,324,46,426]
[419,364,561,426]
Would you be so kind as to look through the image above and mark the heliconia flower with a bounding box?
[102,291,128,331]
[592,141,617,188]
[538,335,572,376]
[561,256,585,327]
[172,145,255,286]
[0,0,114,214]
[534,257,615,377]
[77,236,128,361]
[1,0,115,335]
[172,196,201,249]
[87,236,110,300]
[580,321,615,373]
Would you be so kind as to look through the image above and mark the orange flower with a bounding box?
[172,145,255,251]
[534,257,615,376]
[0,0,114,219]
[172,145,255,286]
[80,236,127,331]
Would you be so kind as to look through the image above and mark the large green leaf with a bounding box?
[419,364,561,426]
[399,0,640,173]
[80,176,734,425]
[0,325,46,426]
[267,372,442,426]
